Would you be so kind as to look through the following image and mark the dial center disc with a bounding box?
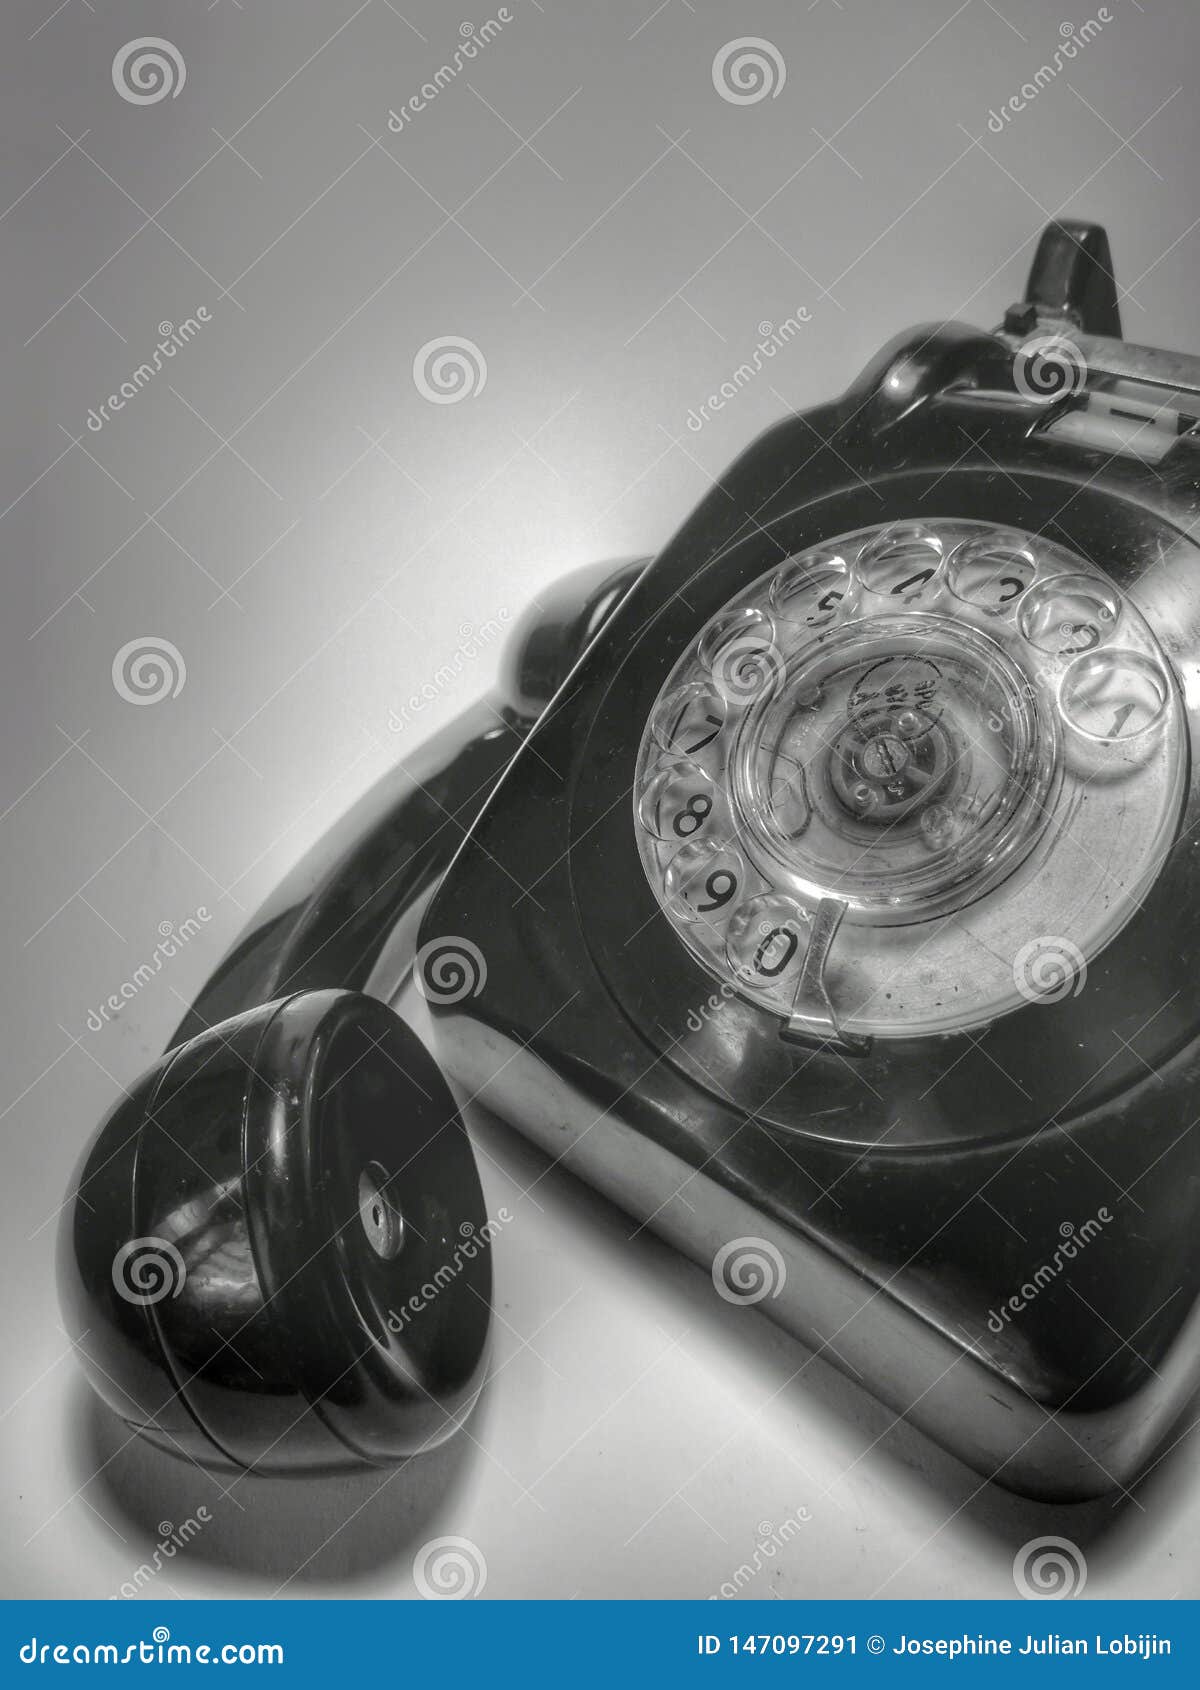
[853,731,913,785]
[733,612,1059,924]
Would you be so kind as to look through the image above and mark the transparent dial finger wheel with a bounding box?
[634,520,1185,1042]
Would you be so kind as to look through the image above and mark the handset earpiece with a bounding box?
[58,558,647,1475]
[60,990,488,1471]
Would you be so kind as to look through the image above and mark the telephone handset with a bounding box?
[58,556,645,1473]
[60,223,1200,1500]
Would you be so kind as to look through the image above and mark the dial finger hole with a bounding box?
[946,532,1037,613]
[650,681,727,758]
[698,607,785,708]
[637,761,719,844]
[857,523,943,602]
[768,553,851,629]
[1059,648,1169,742]
[725,893,811,992]
[663,840,746,925]
[1018,572,1121,656]
[697,604,772,671]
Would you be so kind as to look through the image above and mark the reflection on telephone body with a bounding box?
[60,223,1200,1504]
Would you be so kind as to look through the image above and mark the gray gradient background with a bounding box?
[3,0,1200,1601]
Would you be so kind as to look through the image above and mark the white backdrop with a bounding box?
[3,0,1199,1599]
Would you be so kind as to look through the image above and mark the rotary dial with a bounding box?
[634,520,1185,1042]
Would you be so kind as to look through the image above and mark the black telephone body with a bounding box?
[61,223,1200,1504]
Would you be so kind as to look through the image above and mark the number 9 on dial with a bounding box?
[663,840,745,925]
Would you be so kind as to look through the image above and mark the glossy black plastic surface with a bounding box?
[1016,217,1122,338]
[424,288,1200,1498]
[171,704,528,1049]
[60,990,490,1471]
[172,557,646,1047]
[60,556,645,1475]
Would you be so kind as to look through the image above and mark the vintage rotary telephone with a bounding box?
[61,223,1200,1502]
